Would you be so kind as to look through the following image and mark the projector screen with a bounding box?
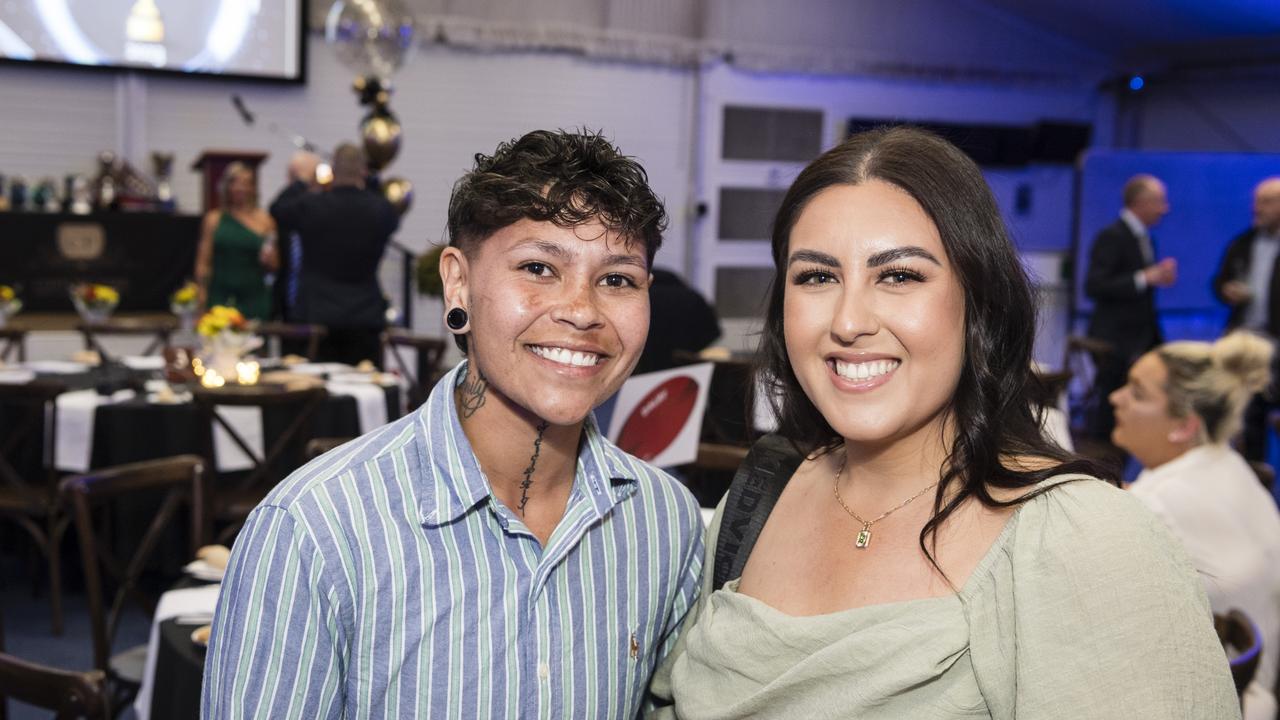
[0,0,305,83]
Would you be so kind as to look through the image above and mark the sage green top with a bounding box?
[208,212,271,321]
[648,476,1239,719]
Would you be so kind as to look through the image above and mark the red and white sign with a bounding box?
[608,363,713,467]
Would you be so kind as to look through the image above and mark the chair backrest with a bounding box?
[0,381,66,503]
[193,381,327,538]
[305,437,353,462]
[383,330,446,411]
[191,384,326,495]
[1215,609,1262,702]
[256,322,327,360]
[0,652,108,720]
[59,455,206,675]
[77,317,175,357]
[0,330,26,363]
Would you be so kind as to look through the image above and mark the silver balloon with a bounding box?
[324,0,418,79]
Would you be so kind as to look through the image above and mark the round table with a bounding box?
[152,616,208,719]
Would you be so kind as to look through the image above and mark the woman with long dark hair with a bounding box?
[649,127,1235,718]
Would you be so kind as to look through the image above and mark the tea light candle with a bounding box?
[236,360,260,385]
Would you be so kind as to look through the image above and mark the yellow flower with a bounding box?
[198,305,248,337]
[0,286,13,302]
[95,285,119,304]
[172,282,198,306]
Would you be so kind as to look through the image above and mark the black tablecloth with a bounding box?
[0,365,399,471]
[154,617,207,719]
[0,211,200,312]
[89,390,399,469]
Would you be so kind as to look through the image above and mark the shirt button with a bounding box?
[537,662,550,679]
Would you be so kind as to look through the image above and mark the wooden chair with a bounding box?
[305,437,353,462]
[59,455,206,713]
[383,329,447,411]
[192,385,326,543]
[257,322,327,360]
[77,317,176,359]
[0,653,108,720]
[0,329,25,363]
[1215,609,1262,705]
[0,380,69,635]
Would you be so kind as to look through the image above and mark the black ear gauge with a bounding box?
[446,307,468,331]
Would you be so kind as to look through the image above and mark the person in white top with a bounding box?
[1112,331,1280,720]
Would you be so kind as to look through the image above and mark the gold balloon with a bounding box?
[360,113,402,172]
[382,177,413,216]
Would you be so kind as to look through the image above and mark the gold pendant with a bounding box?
[855,528,871,549]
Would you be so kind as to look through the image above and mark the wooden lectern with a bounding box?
[191,150,269,213]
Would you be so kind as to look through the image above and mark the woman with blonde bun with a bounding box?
[1112,331,1280,720]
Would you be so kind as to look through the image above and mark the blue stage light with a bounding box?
[1129,76,1145,91]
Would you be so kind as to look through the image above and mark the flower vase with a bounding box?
[201,331,263,385]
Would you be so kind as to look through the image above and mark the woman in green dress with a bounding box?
[649,127,1238,718]
[195,162,278,320]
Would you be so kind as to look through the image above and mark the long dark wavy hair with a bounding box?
[758,126,1113,568]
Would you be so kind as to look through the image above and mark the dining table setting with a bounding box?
[134,543,229,719]
[0,353,405,475]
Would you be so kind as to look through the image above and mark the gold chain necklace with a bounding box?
[832,454,939,549]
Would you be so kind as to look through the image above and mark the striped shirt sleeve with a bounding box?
[202,505,346,720]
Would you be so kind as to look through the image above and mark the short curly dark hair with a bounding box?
[446,129,667,265]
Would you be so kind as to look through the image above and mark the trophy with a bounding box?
[152,151,175,211]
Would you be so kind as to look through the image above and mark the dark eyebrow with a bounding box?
[603,254,649,271]
[866,246,942,268]
[787,250,840,268]
[512,239,646,271]
[513,239,573,259]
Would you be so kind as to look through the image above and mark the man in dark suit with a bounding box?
[270,143,399,367]
[1213,176,1280,459]
[1085,174,1176,439]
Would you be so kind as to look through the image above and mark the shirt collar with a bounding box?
[1120,208,1149,239]
[412,360,639,527]
[1134,443,1226,486]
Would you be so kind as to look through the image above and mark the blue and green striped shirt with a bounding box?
[202,361,704,718]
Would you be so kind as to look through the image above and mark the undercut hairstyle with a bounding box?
[1157,332,1273,445]
[446,128,666,264]
[757,125,1110,574]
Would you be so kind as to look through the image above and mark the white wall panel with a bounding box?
[0,62,118,186]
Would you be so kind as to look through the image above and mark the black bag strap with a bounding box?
[712,433,803,591]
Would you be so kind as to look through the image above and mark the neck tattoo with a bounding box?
[518,421,550,516]
[457,369,488,419]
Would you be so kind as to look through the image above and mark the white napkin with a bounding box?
[122,355,166,371]
[327,381,387,433]
[55,389,135,472]
[0,369,35,384]
[289,362,353,376]
[134,583,223,720]
[212,406,264,472]
[23,360,90,374]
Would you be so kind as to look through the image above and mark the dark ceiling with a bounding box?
[978,0,1280,68]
